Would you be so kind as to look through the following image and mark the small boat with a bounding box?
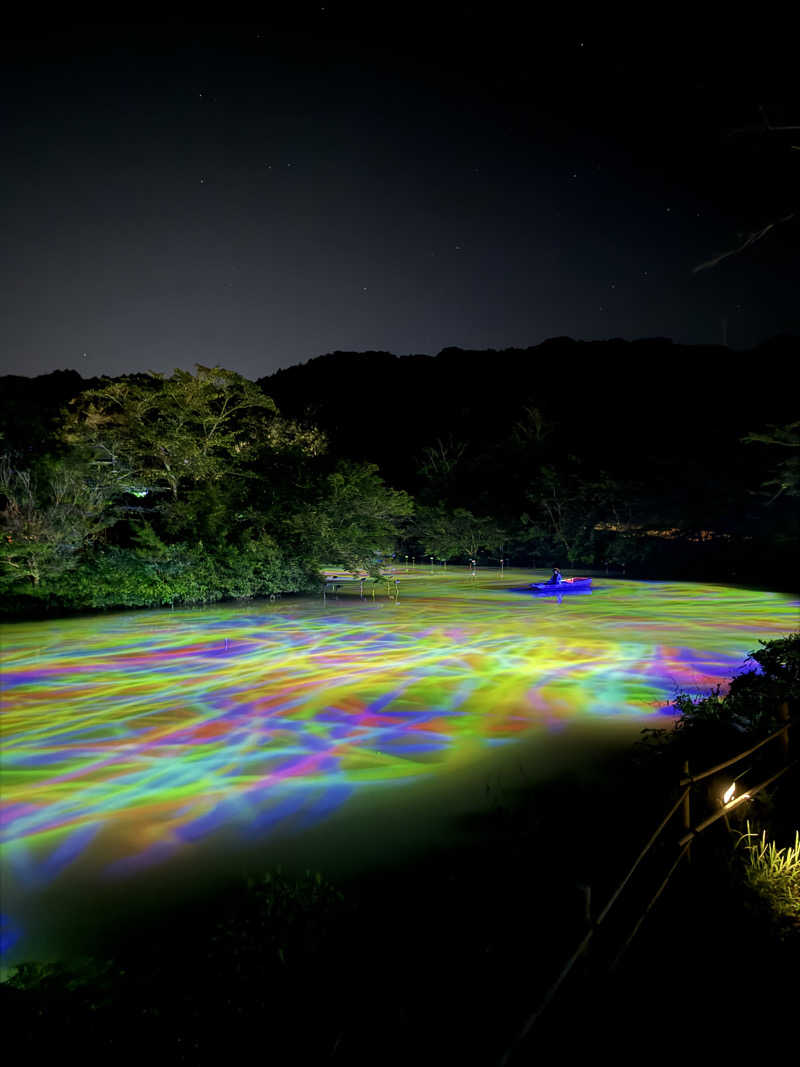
[528,576,592,592]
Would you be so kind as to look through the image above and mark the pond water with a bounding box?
[1,570,796,968]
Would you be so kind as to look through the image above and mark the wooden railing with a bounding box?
[677,707,793,847]
[499,703,795,1065]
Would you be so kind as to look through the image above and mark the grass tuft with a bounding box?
[736,821,800,928]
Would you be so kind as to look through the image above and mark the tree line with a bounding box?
[1,338,798,615]
[0,366,410,614]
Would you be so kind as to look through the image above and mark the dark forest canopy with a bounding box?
[4,337,797,466]
[1,337,798,615]
[257,337,799,582]
[259,335,798,479]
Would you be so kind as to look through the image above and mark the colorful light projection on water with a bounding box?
[1,574,796,895]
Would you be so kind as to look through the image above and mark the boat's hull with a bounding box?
[529,577,592,592]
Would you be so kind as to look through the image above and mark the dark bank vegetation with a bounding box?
[2,337,798,615]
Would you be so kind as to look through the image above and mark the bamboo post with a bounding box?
[578,882,592,974]
[577,883,591,927]
[677,762,796,847]
[682,760,691,862]
[679,722,793,786]
[779,701,790,762]
[502,782,691,1061]
[610,841,692,973]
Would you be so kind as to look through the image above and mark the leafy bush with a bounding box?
[209,869,346,974]
[639,632,798,765]
[0,537,321,615]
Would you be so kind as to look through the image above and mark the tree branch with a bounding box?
[692,213,796,273]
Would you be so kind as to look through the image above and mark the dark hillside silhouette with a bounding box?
[258,336,797,494]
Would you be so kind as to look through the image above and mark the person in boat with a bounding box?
[548,567,563,585]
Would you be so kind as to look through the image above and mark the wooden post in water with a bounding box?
[682,761,692,862]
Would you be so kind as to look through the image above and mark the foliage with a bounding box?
[6,957,117,997]
[724,632,800,720]
[62,366,280,499]
[742,420,800,503]
[288,461,413,574]
[413,504,504,561]
[209,869,345,973]
[1,537,319,615]
[639,631,799,765]
[416,435,467,504]
[677,632,798,733]
[1,365,419,612]
[522,463,638,567]
[0,453,113,588]
[737,821,800,930]
[510,405,555,449]
[59,365,329,540]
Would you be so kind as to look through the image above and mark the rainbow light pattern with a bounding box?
[1,573,796,925]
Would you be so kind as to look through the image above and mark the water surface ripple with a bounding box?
[1,572,795,958]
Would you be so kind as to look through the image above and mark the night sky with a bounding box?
[3,8,798,380]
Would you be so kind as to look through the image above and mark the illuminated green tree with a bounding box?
[289,462,413,573]
[0,454,112,587]
[62,366,286,498]
[414,505,504,562]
